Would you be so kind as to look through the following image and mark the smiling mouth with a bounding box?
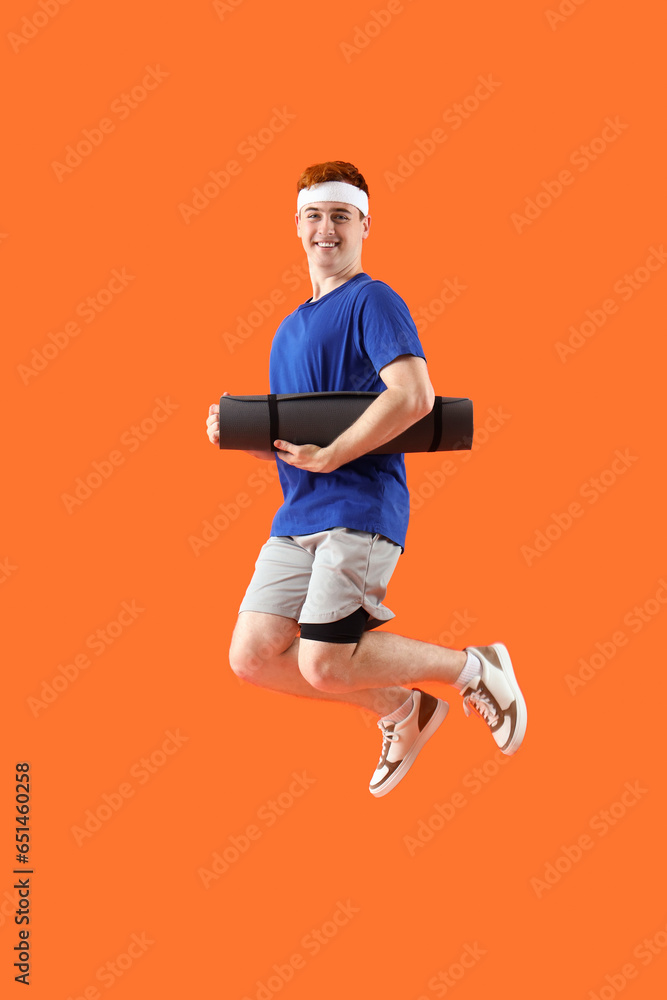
[314,242,338,248]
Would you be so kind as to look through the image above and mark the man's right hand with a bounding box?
[207,395,274,459]
[206,402,220,445]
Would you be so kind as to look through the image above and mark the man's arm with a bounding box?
[274,354,435,473]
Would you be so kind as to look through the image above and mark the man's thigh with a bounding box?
[297,528,401,685]
[235,529,400,661]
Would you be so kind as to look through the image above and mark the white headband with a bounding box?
[297,181,369,215]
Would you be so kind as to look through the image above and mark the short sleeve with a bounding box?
[355,280,426,375]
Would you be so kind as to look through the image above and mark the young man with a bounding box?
[206,161,526,797]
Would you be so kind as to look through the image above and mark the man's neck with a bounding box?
[308,261,364,302]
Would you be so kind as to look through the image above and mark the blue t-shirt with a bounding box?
[268,271,426,550]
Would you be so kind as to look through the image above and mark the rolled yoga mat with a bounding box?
[218,392,473,454]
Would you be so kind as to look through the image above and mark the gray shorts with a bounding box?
[238,527,401,627]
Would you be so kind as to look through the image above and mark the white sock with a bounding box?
[381,691,414,723]
[454,651,482,692]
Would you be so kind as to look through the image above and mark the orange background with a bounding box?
[3,0,667,996]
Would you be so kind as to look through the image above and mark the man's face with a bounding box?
[295,202,370,271]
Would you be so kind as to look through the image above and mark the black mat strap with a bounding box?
[428,397,443,452]
[267,393,279,450]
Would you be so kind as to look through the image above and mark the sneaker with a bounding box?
[460,643,526,754]
[369,690,449,798]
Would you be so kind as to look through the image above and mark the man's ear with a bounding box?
[362,214,371,239]
[295,210,301,236]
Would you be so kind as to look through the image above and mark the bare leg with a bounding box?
[297,629,468,694]
[229,612,412,717]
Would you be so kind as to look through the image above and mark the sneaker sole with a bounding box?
[370,699,449,798]
[492,642,527,755]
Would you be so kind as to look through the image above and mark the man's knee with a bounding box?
[228,639,263,682]
[228,616,296,682]
[297,608,367,690]
[298,641,355,692]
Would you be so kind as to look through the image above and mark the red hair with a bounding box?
[296,161,369,218]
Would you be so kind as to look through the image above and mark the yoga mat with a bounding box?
[218,392,473,454]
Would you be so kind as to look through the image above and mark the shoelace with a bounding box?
[375,720,400,767]
[462,688,499,727]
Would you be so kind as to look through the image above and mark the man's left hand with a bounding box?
[274,440,337,473]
